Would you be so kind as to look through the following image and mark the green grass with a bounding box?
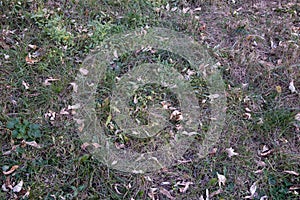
[1,0,299,199]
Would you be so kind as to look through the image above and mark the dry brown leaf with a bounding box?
[3,165,19,175]
[159,187,175,200]
[25,54,39,64]
[283,170,299,176]
[225,147,239,158]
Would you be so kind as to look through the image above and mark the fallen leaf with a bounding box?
[170,110,183,121]
[206,189,209,200]
[81,142,90,150]
[70,82,78,93]
[171,7,177,12]
[262,145,269,152]
[79,68,89,75]
[4,54,10,60]
[43,78,59,86]
[148,188,157,200]
[22,81,29,90]
[92,143,101,148]
[259,150,273,157]
[259,145,273,157]
[244,113,252,119]
[114,184,122,194]
[3,165,19,175]
[295,113,300,121]
[60,108,69,115]
[25,54,39,64]
[44,110,56,121]
[260,196,268,200]
[217,173,226,188]
[208,94,220,100]
[254,169,264,174]
[245,182,257,199]
[289,80,296,93]
[165,3,170,11]
[13,180,23,193]
[289,185,300,190]
[159,187,175,200]
[113,50,118,58]
[182,7,190,14]
[275,85,282,93]
[245,107,252,112]
[209,188,222,198]
[225,147,239,158]
[28,44,38,50]
[283,170,299,176]
[178,181,193,193]
[25,141,41,148]
[2,184,9,192]
[22,189,30,198]
[68,104,81,110]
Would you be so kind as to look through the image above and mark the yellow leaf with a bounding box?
[275,85,282,93]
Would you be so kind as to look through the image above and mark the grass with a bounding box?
[1,0,300,199]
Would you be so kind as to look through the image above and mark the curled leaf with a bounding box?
[3,165,19,175]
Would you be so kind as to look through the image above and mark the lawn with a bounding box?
[0,0,299,199]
